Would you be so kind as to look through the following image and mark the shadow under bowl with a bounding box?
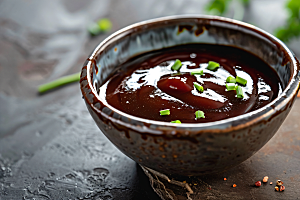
[80,15,300,176]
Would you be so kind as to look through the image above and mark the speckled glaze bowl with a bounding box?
[80,15,300,176]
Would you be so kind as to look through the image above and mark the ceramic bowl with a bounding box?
[80,15,300,176]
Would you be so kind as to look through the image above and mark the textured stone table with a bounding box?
[0,0,299,199]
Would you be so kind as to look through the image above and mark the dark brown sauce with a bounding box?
[100,44,282,123]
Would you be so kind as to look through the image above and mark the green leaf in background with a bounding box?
[240,0,249,5]
[275,0,300,42]
[205,0,248,15]
[206,0,231,15]
[206,0,300,43]
[286,0,300,19]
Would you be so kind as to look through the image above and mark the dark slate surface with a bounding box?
[0,0,300,199]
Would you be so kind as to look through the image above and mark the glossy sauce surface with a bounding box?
[100,44,282,123]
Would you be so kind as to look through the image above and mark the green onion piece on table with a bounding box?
[236,76,247,86]
[195,110,205,119]
[171,120,181,124]
[236,86,244,98]
[194,82,204,92]
[171,59,182,71]
[207,61,220,71]
[226,76,236,83]
[88,18,112,36]
[88,23,102,36]
[226,83,236,91]
[97,18,112,32]
[38,72,81,93]
[190,70,203,75]
[160,109,170,116]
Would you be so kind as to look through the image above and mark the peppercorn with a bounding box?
[276,180,283,186]
[255,181,261,187]
[270,182,273,185]
[263,176,268,183]
[233,184,237,188]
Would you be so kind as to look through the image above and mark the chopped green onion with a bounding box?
[236,86,244,98]
[194,82,204,92]
[195,110,205,119]
[88,18,112,36]
[160,109,170,116]
[171,59,182,71]
[190,70,203,75]
[236,76,247,86]
[207,61,220,71]
[97,18,112,32]
[38,72,81,93]
[171,120,181,124]
[226,83,236,91]
[226,76,236,83]
[88,23,102,36]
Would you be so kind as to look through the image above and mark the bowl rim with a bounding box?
[81,14,300,132]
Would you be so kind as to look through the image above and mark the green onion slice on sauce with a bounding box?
[171,120,181,124]
[236,76,247,86]
[190,70,203,75]
[171,59,182,71]
[195,110,205,119]
[226,83,236,91]
[194,82,204,92]
[226,76,236,83]
[160,109,170,116]
[207,61,220,71]
[236,86,244,98]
